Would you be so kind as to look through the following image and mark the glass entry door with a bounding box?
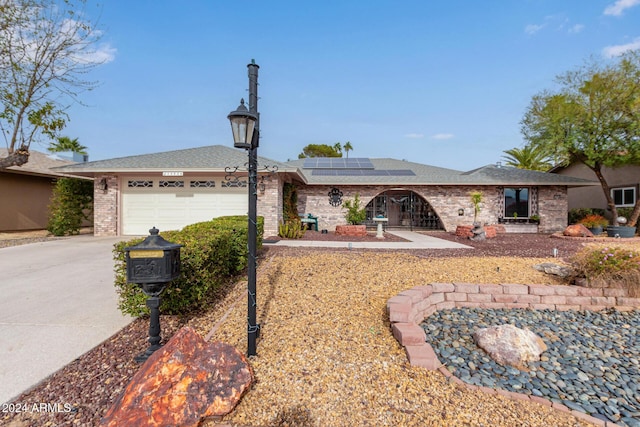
[365,190,442,230]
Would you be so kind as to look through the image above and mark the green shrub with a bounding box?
[278,219,305,239]
[342,193,367,224]
[113,215,263,317]
[204,215,264,272]
[282,182,299,222]
[47,178,93,236]
[568,208,606,225]
[571,245,640,297]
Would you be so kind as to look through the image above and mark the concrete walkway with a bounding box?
[266,230,472,249]
[0,235,133,405]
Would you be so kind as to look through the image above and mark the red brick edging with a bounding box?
[387,282,640,427]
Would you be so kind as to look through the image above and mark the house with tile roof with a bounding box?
[54,145,598,237]
[0,149,89,231]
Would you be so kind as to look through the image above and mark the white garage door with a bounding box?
[121,177,247,235]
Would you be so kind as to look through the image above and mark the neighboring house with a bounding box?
[550,162,640,220]
[0,149,87,231]
[53,145,598,237]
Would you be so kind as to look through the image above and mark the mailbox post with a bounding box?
[125,227,182,363]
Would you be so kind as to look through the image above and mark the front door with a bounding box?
[365,190,443,229]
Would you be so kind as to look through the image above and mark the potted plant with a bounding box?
[578,214,608,236]
[337,193,367,236]
[606,216,637,238]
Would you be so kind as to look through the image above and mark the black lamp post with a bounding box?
[227,59,260,357]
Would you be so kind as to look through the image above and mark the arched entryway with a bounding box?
[364,190,443,230]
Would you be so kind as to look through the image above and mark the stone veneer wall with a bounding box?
[93,174,118,236]
[91,178,569,238]
[257,176,281,237]
[295,185,568,233]
[387,282,638,427]
[537,186,568,233]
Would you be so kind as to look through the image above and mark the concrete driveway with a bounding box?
[0,235,133,404]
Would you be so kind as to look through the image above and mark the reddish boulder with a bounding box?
[473,324,547,370]
[101,327,253,427]
[563,224,594,238]
[455,225,497,239]
[335,224,367,236]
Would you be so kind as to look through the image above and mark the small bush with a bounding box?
[568,208,605,225]
[578,214,608,228]
[342,193,367,224]
[47,178,93,236]
[278,219,306,239]
[571,245,640,297]
[113,215,263,317]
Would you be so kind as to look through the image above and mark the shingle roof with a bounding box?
[50,144,599,187]
[52,145,294,176]
[0,149,80,178]
[287,158,598,187]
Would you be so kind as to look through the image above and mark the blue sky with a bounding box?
[57,0,640,170]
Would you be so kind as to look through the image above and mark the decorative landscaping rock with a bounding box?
[563,224,594,238]
[533,262,574,278]
[472,324,547,370]
[469,225,486,241]
[101,327,253,427]
[455,225,497,239]
[335,224,367,237]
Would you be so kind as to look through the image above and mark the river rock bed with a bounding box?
[421,307,640,427]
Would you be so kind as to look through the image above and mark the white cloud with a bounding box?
[568,24,585,34]
[604,0,640,16]
[602,38,640,57]
[431,133,454,140]
[404,133,424,139]
[525,24,545,35]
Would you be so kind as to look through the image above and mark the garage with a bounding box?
[121,176,247,235]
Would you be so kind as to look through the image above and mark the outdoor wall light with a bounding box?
[97,178,108,192]
[258,176,266,194]
[458,208,464,216]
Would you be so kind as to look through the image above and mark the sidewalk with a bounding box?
[266,230,472,249]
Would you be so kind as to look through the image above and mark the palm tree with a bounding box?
[502,145,552,171]
[343,141,353,158]
[333,142,342,156]
[48,136,88,154]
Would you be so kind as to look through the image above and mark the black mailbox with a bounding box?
[124,227,182,363]
[125,227,182,286]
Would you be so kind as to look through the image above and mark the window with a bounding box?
[128,180,153,188]
[611,187,636,207]
[159,180,184,188]
[504,187,530,218]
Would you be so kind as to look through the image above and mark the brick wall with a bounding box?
[537,186,568,233]
[93,174,118,236]
[295,184,567,233]
[257,176,281,237]
[387,282,637,427]
[91,176,570,237]
[387,282,639,367]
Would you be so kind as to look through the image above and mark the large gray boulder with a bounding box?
[473,324,547,370]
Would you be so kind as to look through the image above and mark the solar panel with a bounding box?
[311,169,415,177]
[303,157,374,169]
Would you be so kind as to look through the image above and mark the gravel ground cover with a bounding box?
[422,308,640,426]
[2,232,637,426]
